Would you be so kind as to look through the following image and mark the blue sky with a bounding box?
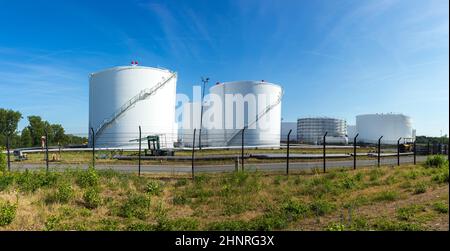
[0,0,448,136]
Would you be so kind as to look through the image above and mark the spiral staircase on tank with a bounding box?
[91,72,177,142]
[224,90,284,146]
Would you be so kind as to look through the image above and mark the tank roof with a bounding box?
[90,65,174,77]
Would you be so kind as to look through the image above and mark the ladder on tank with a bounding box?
[224,90,284,145]
[92,72,177,140]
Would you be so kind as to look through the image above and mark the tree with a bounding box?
[0,108,22,137]
[20,127,33,147]
[27,116,49,146]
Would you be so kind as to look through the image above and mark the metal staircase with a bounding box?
[225,90,284,145]
[93,72,177,140]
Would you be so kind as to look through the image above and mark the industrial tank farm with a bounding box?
[355,113,414,144]
[89,65,178,148]
[297,117,348,144]
[204,81,283,148]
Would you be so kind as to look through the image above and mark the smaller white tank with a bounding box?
[356,113,413,144]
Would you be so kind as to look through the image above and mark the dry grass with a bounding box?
[0,159,448,231]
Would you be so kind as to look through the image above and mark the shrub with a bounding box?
[76,167,99,188]
[397,205,424,221]
[309,200,335,216]
[118,194,151,219]
[83,188,101,209]
[44,215,61,231]
[175,179,188,187]
[432,168,449,184]
[372,190,398,202]
[250,212,288,231]
[208,220,250,231]
[325,223,346,231]
[172,194,190,205]
[0,173,14,191]
[0,201,17,226]
[282,199,310,219]
[0,150,6,172]
[432,201,448,214]
[97,219,120,231]
[425,155,448,168]
[145,180,163,195]
[413,182,427,194]
[55,183,75,203]
[16,170,59,192]
[153,217,199,231]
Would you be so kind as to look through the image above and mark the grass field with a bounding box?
[0,155,448,231]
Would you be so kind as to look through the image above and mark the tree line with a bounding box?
[0,108,87,149]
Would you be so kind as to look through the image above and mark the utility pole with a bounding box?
[198,77,209,150]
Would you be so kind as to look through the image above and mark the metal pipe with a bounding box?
[378,136,383,167]
[353,133,359,170]
[45,130,49,172]
[323,131,328,173]
[241,127,246,171]
[199,77,209,150]
[287,129,292,175]
[138,126,141,176]
[192,128,196,180]
[90,127,95,168]
[397,137,402,166]
[6,136,10,172]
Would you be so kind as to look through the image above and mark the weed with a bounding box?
[118,194,151,220]
[309,200,335,216]
[325,222,346,231]
[172,194,190,205]
[83,187,101,209]
[397,205,425,221]
[44,215,61,231]
[0,200,17,226]
[432,201,448,214]
[76,167,99,188]
[372,190,399,202]
[97,219,120,231]
[425,155,448,168]
[0,173,14,191]
[208,220,250,231]
[281,198,310,219]
[413,182,427,194]
[175,179,188,187]
[145,180,163,196]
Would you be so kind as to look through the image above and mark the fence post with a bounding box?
[378,136,383,167]
[6,135,11,172]
[287,129,292,175]
[323,131,328,173]
[397,137,402,166]
[138,126,141,177]
[427,141,430,155]
[192,128,196,180]
[235,157,239,172]
[413,140,416,165]
[45,130,49,172]
[241,127,246,171]
[90,127,95,168]
[353,133,359,170]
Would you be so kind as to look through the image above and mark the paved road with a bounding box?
[10,156,427,174]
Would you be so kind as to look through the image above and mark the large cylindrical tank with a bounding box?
[204,81,283,147]
[355,113,413,144]
[297,117,348,144]
[89,65,178,148]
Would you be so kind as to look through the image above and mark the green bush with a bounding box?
[425,155,448,168]
[282,199,310,219]
[15,170,59,192]
[83,188,101,209]
[172,194,190,205]
[118,194,151,219]
[76,167,99,188]
[208,220,250,231]
[413,182,427,194]
[432,201,448,214]
[325,223,346,231]
[396,205,424,221]
[145,180,163,195]
[55,183,74,203]
[0,150,6,172]
[372,190,399,202]
[250,211,288,230]
[432,168,449,184]
[309,200,335,216]
[174,179,188,187]
[0,201,17,226]
[153,217,199,231]
[0,173,14,191]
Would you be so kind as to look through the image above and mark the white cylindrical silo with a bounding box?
[356,113,413,144]
[203,81,283,147]
[297,117,348,145]
[89,65,178,148]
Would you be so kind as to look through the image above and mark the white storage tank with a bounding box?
[204,81,283,147]
[89,64,178,148]
[297,117,348,145]
[355,113,413,144]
